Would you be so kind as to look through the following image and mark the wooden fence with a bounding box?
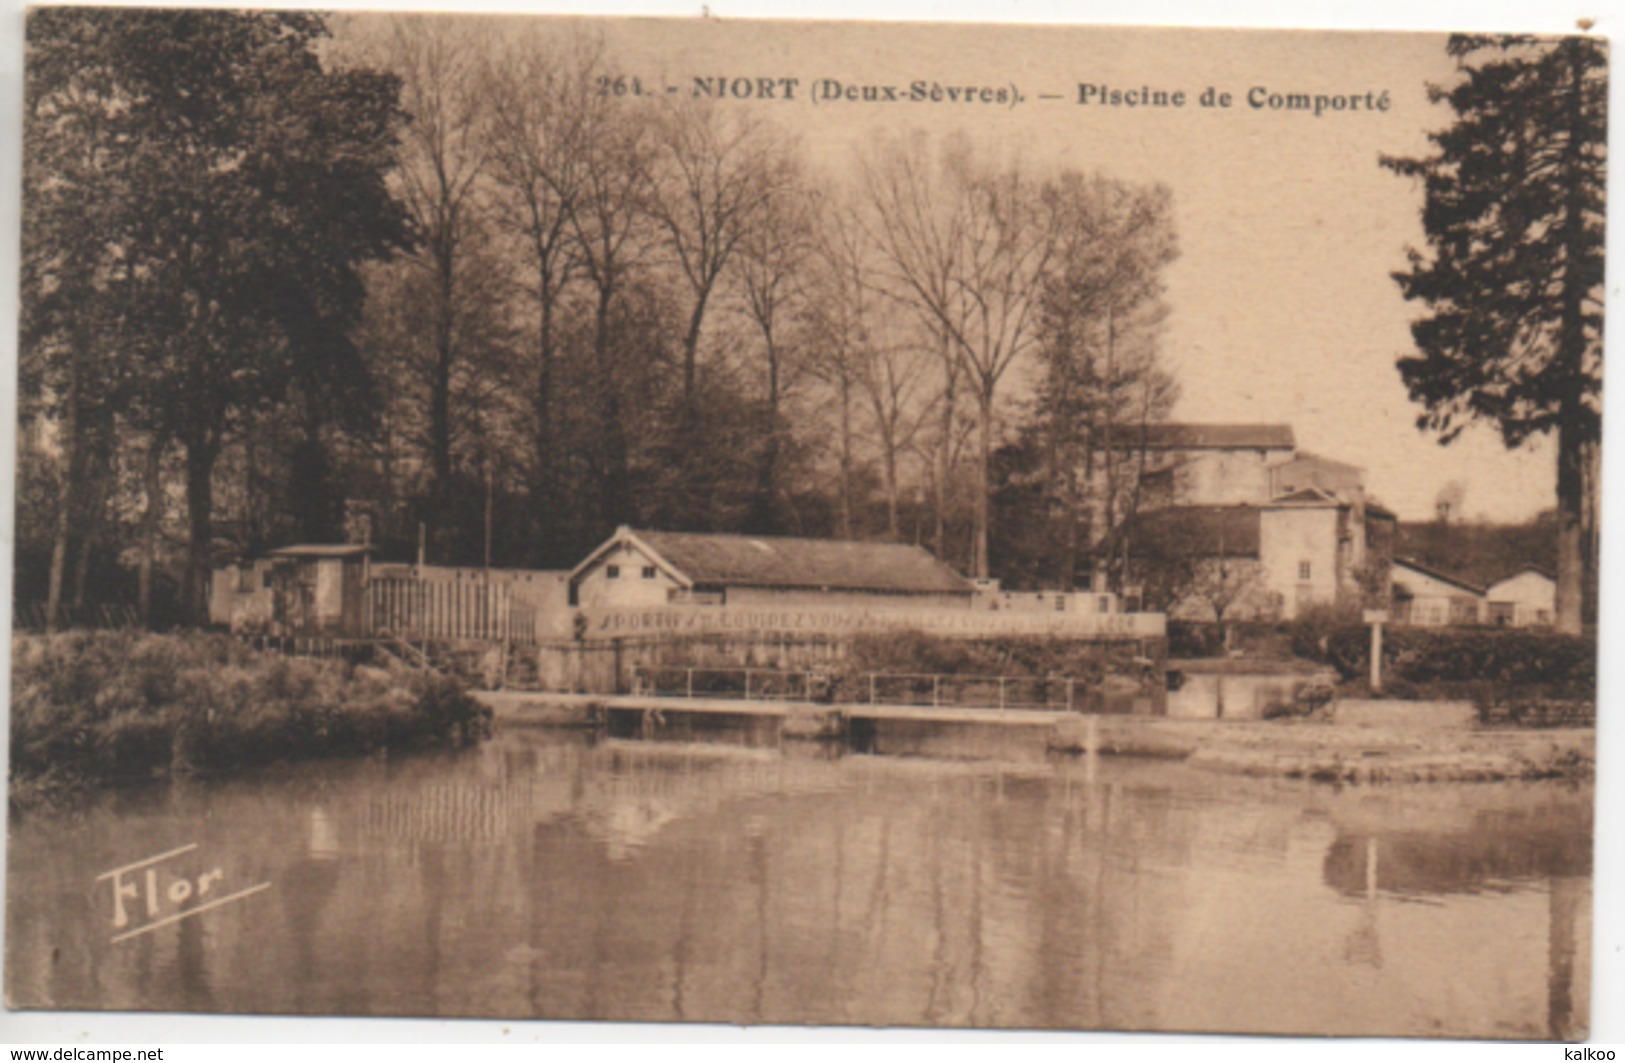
[366,577,520,643]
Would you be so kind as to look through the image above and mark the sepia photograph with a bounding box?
[3,4,1610,1043]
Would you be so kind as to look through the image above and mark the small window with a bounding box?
[1054,596,1066,612]
[1298,561,1312,581]
[642,565,657,580]
[1098,595,1111,614]
[606,564,621,580]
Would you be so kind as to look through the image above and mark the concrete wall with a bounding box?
[1259,507,1342,619]
[574,542,682,610]
[722,586,973,611]
[1166,449,1287,505]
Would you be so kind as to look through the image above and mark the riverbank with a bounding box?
[478,690,1595,783]
[1047,714,1593,782]
[9,631,491,810]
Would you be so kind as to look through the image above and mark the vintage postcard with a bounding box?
[5,6,1606,1042]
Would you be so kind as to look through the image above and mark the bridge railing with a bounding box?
[632,666,1086,711]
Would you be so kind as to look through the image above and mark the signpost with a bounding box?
[1363,609,1390,695]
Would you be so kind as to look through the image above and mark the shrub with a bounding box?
[1297,625,1596,701]
[9,632,492,803]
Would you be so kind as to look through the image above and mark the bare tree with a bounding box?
[483,29,600,556]
[737,176,816,532]
[863,134,1054,575]
[567,78,659,526]
[649,99,800,416]
[380,18,495,555]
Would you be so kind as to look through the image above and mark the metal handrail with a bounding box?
[632,665,1084,711]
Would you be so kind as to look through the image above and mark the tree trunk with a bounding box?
[594,285,630,526]
[183,438,217,627]
[837,373,854,540]
[972,389,993,579]
[1554,407,1585,635]
[44,375,80,634]
[139,434,167,627]
[681,292,708,412]
[532,294,555,563]
[934,365,956,558]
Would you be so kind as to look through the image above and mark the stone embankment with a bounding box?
[1047,714,1594,782]
[477,691,1595,783]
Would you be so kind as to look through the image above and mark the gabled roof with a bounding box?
[1488,564,1557,586]
[1391,556,1486,597]
[266,543,374,559]
[1137,423,1296,451]
[572,527,974,595]
[1130,506,1262,558]
[1267,486,1343,507]
[1275,451,1364,475]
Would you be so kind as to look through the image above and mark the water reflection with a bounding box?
[6,730,1592,1038]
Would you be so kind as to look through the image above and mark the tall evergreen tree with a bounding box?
[1382,34,1605,635]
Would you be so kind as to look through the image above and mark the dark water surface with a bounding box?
[6,724,1592,1038]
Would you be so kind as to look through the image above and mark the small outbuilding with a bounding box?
[211,543,374,637]
[1391,557,1484,627]
[1484,566,1556,627]
[568,526,975,611]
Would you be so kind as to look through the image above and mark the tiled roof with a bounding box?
[1130,506,1262,558]
[616,529,974,595]
[1138,423,1296,451]
[1392,556,1486,596]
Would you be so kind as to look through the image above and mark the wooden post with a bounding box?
[1364,609,1389,695]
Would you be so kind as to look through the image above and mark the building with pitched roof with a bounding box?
[1115,423,1396,621]
[568,527,977,611]
[1390,557,1485,626]
[1484,566,1556,627]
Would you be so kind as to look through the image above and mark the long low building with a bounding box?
[568,526,978,611]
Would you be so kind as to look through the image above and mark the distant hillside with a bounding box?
[1394,515,1557,589]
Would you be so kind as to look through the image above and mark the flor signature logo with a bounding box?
[97,843,271,944]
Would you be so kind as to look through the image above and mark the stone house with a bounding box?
[1121,424,1395,621]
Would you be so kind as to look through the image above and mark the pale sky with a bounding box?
[460,16,1561,523]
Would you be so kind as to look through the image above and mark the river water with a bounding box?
[6,724,1592,1039]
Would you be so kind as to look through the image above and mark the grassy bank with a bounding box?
[10,631,491,808]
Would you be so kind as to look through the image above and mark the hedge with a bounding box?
[1297,625,1596,701]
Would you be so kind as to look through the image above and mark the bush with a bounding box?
[9,631,492,802]
[1167,621,1224,658]
[817,629,1156,704]
[1293,624,1596,701]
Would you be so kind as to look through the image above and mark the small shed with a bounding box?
[1484,566,1556,627]
[1391,557,1484,627]
[262,544,374,637]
